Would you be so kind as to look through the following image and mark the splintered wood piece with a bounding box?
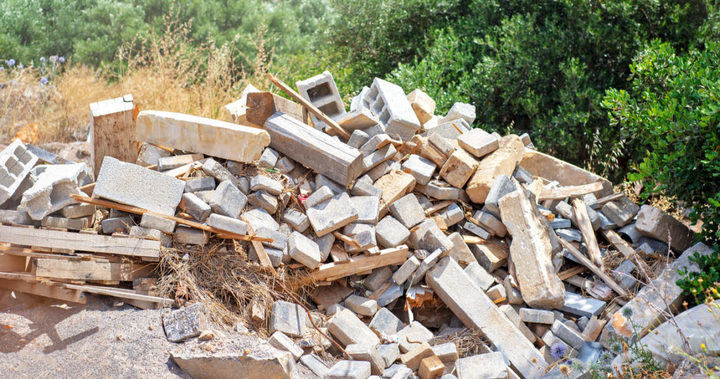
[572,198,604,270]
[268,73,350,139]
[600,229,636,259]
[596,192,624,206]
[539,182,604,201]
[329,243,350,263]
[333,232,360,249]
[241,221,277,275]
[70,194,271,243]
[0,225,160,261]
[424,200,453,216]
[309,245,409,283]
[0,245,82,260]
[558,238,628,298]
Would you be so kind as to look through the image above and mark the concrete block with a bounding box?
[129,226,172,247]
[0,210,37,226]
[348,129,370,149]
[140,213,176,233]
[549,217,571,229]
[351,179,382,197]
[415,180,463,201]
[20,163,88,220]
[504,276,523,304]
[456,352,507,379]
[399,341,434,370]
[136,110,270,163]
[242,208,279,231]
[457,129,499,158]
[363,78,421,141]
[288,231,321,269]
[350,196,380,224]
[257,147,279,169]
[560,292,606,318]
[377,284,403,307]
[484,174,519,217]
[439,149,478,188]
[612,259,637,289]
[180,193,211,221]
[316,233,334,262]
[635,204,694,252]
[306,192,359,236]
[184,176,215,193]
[428,134,455,157]
[431,342,458,363]
[162,303,207,342]
[250,175,283,196]
[418,356,445,379]
[441,203,464,227]
[282,208,310,232]
[369,307,404,336]
[296,71,346,129]
[270,300,307,337]
[248,190,278,214]
[209,180,246,218]
[364,267,393,291]
[377,343,401,368]
[463,262,495,291]
[300,354,329,377]
[513,165,534,184]
[519,308,555,324]
[473,210,507,237]
[42,216,88,231]
[409,219,453,253]
[101,216,133,234]
[425,118,471,139]
[389,194,425,228]
[439,102,475,125]
[257,227,288,250]
[94,157,184,216]
[174,226,209,245]
[158,153,203,171]
[343,223,377,253]
[346,344,386,375]
[392,256,420,285]
[61,203,95,219]
[551,320,585,350]
[470,242,508,273]
[305,185,335,208]
[326,360,371,379]
[407,89,436,124]
[498,304,537,344]
[467,135,525,204]
[207,213,248,235]
[374,170,416,214]
[337,109,380,133]
[275,156,296,174]
[401,154,436,185]
[556,228,582,242]
[362,144,397,172]
[0,140,39,206]
[327,309,380,347]
[201,158,240,190]
[268,331,303,361]
[344,294,379,317]
[397,321,434,353]
[463,221,491,240]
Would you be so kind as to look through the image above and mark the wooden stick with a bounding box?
[241,220,277,274]
[558,265,587,280]
[463,235,488,244]
[572,198,604,270]
[309,245,408,283]
[425,200,453,216]
[333,231,361,249]
[539,182,604,201]
[596,192,624,206]
[558,238,628,297]
[267,73,350,139]
[600,229,637,259]
[70,194,272,243]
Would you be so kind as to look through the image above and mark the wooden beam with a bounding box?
[572,199,604,270]
[268,73,350,139]
[246,91,307,126]
[558,238,628,297]
[0,277,86,303]
[309,245,408,283]
[89,95,138,178]
[35,259,154,281]
[0,245,83,260]
[558,265,587,281]
[70,194,271,243]
[0,225,161,261]
[64,284,173,306]
[539,182,604,201]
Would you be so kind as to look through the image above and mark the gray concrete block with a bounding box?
[314,174,345,195]
[270,300,307,337]
[344,294,379,317]
[519,308,555,324]
[300,354,329,377]
[275,156,296,174]
[247,190,278,214]
[174,226,209,245]
[414,179,462,200]
[484,174,517,217]
[141,213,176,233]
[129,225,172,247]
[296,71,347,129]
[377,343,401,368]
[375,216,410,248]
[369,307,404,336]
[425,118,470,139]
[441,202,464,227]
[463,221,491,240]
[473,210,507,237]
[184,176,215,192]
[101,216,133,234]
[136,142,171,166]
[305,186,334,209]
[201,158,239,189]
[348,129,370,149]
[250,175,283,196]
[181,192,211,221]
[326,360,371,379]
[364,267,393,291]
[257,147,280,169]
[428,133,455,157]
[401,155,436,185]
[288,231,321,269]
[242,208,279,231]
[0,140,39,206]
[363,78,421,141]
[351,179,382,197]
[257,227,288,250]
[268,331,303,360]
[209,180,247,218]
[162,302,207,342]
[388,194,425,228]
[343,223,377,253]
[560,291,606,318]
[392,256,420,285]
[440,102,476,125]
[327,309,380,347]
[306,192,359,236]
[350,195,380,224]
[282,208,310,232]
[463,262,495,291]
[41,216,88,231]
[0,209,37,226]
[207,213,248,235]
[455,352,507,379]
[601,196,639,227]
[61,203,95,219]
[376,284,403,307]
[409,219,453,253]
[20,163,89,220]
[457,128,499,158]
[158,153,203,171]
[551,319,585,349]
[94,157,184,216]
[362,143,396,171]
[396,321,433,353]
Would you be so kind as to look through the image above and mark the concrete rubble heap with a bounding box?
[0,76,709,379]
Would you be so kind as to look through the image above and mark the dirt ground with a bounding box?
[0,290,188,378]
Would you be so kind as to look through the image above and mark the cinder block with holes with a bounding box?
[296,71,347,130]
[0,140,39,206]
[361,78,421,141]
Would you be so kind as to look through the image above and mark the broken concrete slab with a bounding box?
[439,148,478,188]
[93,157,184,216]
[20,163,88,220]
[327,309,380,347]
[306,192,359,236]
[136,110,270,163]
[520,150,613,197]
[499,190,565,309]
[0,139,39,206]
[635,204,695,252]
[466,135,525,204]
[457,129,499,158]
[162,302,207,342]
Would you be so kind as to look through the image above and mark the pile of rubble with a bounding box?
[0,71,714,378]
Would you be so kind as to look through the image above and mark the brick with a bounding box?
[207,213,248,235]
[20,163,89,220]
[399,342,434,370]
[140,213,176,233]
[174,226,209,245]
[439,102,475,125]
[426,257,546,377]
[250,175,283,196]
[184,176,215,193]
[466,135,525,204]
[307,192,359,236]
[223,83,261,124]
[519,308,555,324]
[0,140,39,206]
[389,194,425,228]
[326,360,371,379]
[94,157,184,216]
[439,149,478,188]
[209,180,247,218]
[363,78,421,141]
[407,89,436,124]
[180,193,211,221]
[350,196,381,224]
[158,153,203,171]
[327,309,380,347]
[401,155,436,185]
[201,158,239,190]
[136,110,270,163]
[248,190,278,214]
[270,300,307,337]
[456,353,507,379]
[61,203,95,219]
[296,71,347,129]
[162,303,207,342]
[369,307,404,336]
[457,129,499,158]
[257,147,279,169]
[499,190,565,309]
[635,204,694,252]
[281,208,309,232]
[288,231,322,269]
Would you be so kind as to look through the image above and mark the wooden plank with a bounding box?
[539,182,604,201]
[0,278,86,304]
[558,238,629,297]
[64,284,173,306]
[89,95,138,178]
[0,254,27,272]
[600,229,637,259]
[0,225,161,261]
[596,192,624,206]
[246,92,307,126]
[309,245,408,283]
[264,113,363,187]
[35,259,154,281]
[268,73,350,139]
[571,199,604,270]
[71,194,272,243]
[0,245,81,260]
